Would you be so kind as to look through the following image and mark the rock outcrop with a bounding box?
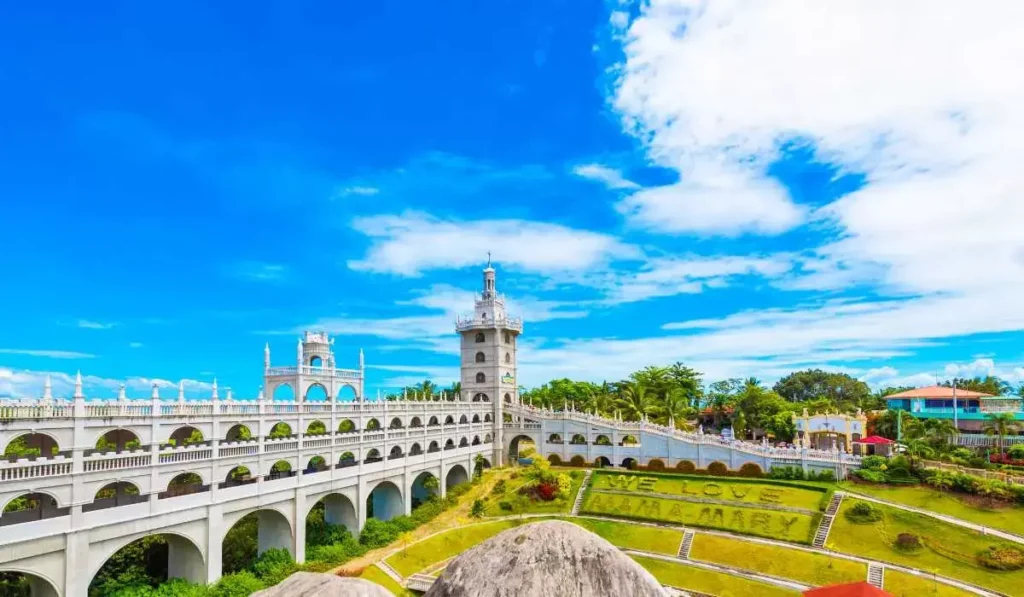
[424,520,672,597]
[251,571,393,597]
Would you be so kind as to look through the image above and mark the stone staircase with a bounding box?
[677,530,695,560]
[376,560,404,585]
[867,563,884,588]
[406,573,437,592]
[570,469,594,516]
[812,492,845,548]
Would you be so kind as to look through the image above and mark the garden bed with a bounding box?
[631,555,799,597]
[689,534,866,586]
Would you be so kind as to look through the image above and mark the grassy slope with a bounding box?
[827,499,1024,595]
[690,534,866,586]
[559,517,683,555]
[480,468,583,516]
[883,570,976,597]
[385,520,525,577]
[358,565,416,597]
[841,481,1024,536]
[632,555,799,597]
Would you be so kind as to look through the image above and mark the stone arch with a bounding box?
[474,332,485,343]
[410,471,438,508]
[472,435,481,445]
[272,383,295,401]
[594,434,611,446]
[548,433,563,443]
[476,372,486,383]
[646,458,666,471]
[336,384,358,401]
[304,383,328,401]
[309,355,323,368]
[0,569,59,597]
[504,393,512,403]
[547,454,562,465]
[367,480,403,522]
[93,428,143,452]
[445,464,469,490]
[472,414,481,423]
[409,442,423,455]
[364,448,382,463]
[428,441,440,453]
[621,457,638,469]
[388,445,404,459]
[269,422,293,437]
[1,491,67,525]
[222,465,255,487]
[225,424,253,441]
[570,433,587,445]
[594,456,612,468]
[459,414,469,424]
[1,431,61,458]
[428,416,439,426]
[87,481,143,511]
[338,419,356,433]
[162,472,206,498]
[338,452,356,467]
[620,435,638,446]
[507,434,535,460]
[503,331,511,343]
[222,507,294,566]
[389,417,404,429]
[305,455,328,472]
[444,415,455,425]
[472,392,489,402]
[268,460,294,480]
[306,492,357,534]
[410,416,423,428]
[484,433,492,443]
[90,530,206,591]
[306,420,328,435]
[365,418,381,431]
[459,436,469,447]
[475,351,486,363]
[444,438,455,450]
[167,425,204,446]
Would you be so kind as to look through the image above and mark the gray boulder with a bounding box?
[424,520,671,597]
[251,571,393,597]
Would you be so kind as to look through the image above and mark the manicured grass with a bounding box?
[883,570,977,597]
[632,555,799,597]
[591,470,826,512]
[386,520,525,577]
[480,469,584,516]
[841,481,1024,537]
[357,564,416,596]
[827,499,1024,595]
[582,491,819,544]
[690,534,866,586]
[561,516,683,555]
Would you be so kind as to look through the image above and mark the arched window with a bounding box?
[473,393,489,402]
[476,372,486,383]
[504,393,512,403]
[505,352,511,363]
[475,352,486,363]
[503,332,510,343]
[475,332,485,343]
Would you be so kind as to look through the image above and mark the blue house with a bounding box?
[885,385,1024,432]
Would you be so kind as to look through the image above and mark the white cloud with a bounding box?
[78,320,116,330]
[0,348,95,359]
[347,210,641,277]
[602,254,793,304]
[128,342,144,349]
[233,261,287,282]
[334,185,379,198]
[856,358,1024,391]
[572,163,639,190]
[0,367,214,399]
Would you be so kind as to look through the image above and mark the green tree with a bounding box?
[941,376,1011,396]
[773,369,871,410]
[983,412,1021,455]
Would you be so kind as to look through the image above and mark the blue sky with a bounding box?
[2,1,1023,400]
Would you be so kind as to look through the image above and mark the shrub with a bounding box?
[647,459,666,472]
[809,469,836,482]
[977,545,1024,571]
[1009,444,1024,460]
[768,466,806,480]
[845,501,883,524]
[676,460,696,473]
[547,454,562,465]
[707,461,728,476]
[359,518,402,547]
[887,455,910,471]
[861,455,887,470]
[491,480,507,496]
[209,571,266,597]
[570,455,586,467]
[853,469,887,483]
[536,482,558,501]
[737,462,764,478]
[498,500,513,511]
[250,548,297,586]
[894,533,922,553]
[471,499,485,518]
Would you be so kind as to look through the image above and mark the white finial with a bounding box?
[377,389,381,401]
[226,387,233,401]
[264,342,271,370]
[152,383,160,399]
[74,371,83,398]
[178,380,185,401]
[257,386,264,400]
[42,375,53,400]
[117,383,126,400]
[211,378,218,399]
[487,251,492,268]
[297,337,303,365]
[359,348,364,369]
[403,388,407,400]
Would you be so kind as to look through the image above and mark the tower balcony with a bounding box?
[455,315,523,332]
[265,366,362,380]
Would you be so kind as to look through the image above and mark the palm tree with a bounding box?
[983,412,1020,455]
[651,388,694,430]
[614,381,654,421]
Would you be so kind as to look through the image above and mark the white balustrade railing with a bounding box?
[0,458,73,481]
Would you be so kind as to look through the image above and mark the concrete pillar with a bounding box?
[167,535,205,584]
[206,505,223,584]
[357,482,368,531]
[28,575,59,597]
[293,489,306,564]
[256,510,292,557]
[64,531,89,597]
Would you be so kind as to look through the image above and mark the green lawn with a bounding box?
[357,564,416,596]
[591,470,826,511]
[386,520,527,577]
[690,534,866,586]
[582,491,819,544]
[561,517,683,555]
[841,482,1024,537]
[883,570,976,597]
[481,469,584,516]
[632,555,800,597]
[827,499,1024,595]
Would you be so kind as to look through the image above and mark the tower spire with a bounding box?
[42,375,52,400]
[74,371,83,398]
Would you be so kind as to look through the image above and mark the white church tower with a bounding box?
[456,255,522,465]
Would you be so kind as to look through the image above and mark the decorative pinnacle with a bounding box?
[211,378,218,399]
[487,251,491,268]
[151,383,159,399]
[118,383,126,400]
[74,371,83,398]
[178,380,185,401]
[257,386,264,400]
[42,375,53,400]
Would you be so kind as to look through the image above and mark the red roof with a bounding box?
[804,581,893,597]
[887,385,992,399]
[854,435,894,445]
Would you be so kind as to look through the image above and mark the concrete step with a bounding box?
[867,563,884,588]
[678,530,695,560]
[570,470,594,516]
